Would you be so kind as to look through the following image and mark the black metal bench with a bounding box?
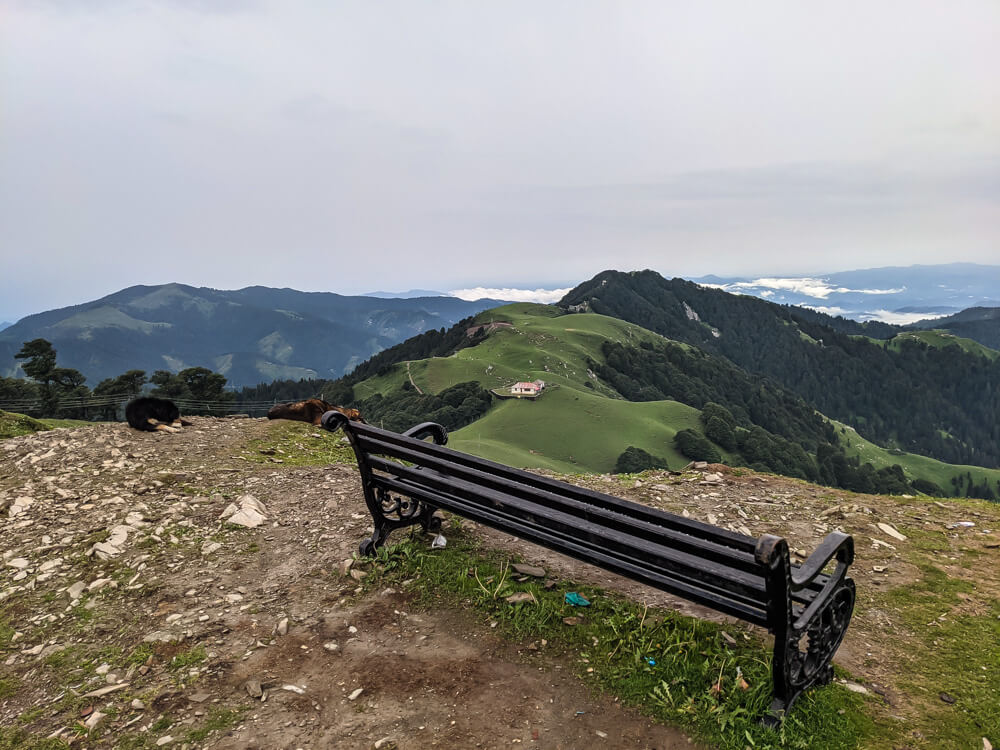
[321,412,856,725]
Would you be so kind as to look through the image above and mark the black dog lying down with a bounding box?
[125,397,193,433]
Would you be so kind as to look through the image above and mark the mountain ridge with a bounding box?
[0,283,505,386]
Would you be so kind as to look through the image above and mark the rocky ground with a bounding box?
[2,418,998,749]
[0,418,699,749]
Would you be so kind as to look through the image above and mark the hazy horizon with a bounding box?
[2,2,997,321]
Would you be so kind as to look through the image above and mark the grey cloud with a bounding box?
[1,1,998,320]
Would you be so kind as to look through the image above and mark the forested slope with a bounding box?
[560,270,1000,469]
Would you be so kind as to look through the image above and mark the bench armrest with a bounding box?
[320,409,350,432]
[791,531,854,632]
[791,531,854,590]
[402,421,448,445]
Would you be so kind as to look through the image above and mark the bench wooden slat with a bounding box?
[373,473,772,627]
[360,444,763,575]
[371,467,769,603]
[353,423,758,552]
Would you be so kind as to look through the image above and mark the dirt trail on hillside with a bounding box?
[0,419,697,749]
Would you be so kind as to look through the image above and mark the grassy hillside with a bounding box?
[834,420,1000,496]
[0,410,93,439]
[449,388,710,474]
[355,304,715,472]
[350,303,1000,497]
[885,330,999,360]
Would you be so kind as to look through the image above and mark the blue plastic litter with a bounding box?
[564,592,590,607]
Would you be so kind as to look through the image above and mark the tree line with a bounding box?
[0,339,234,419]
[597,339,957,497]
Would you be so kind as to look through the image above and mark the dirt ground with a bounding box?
[3,417,998,748]
[0,418,700,749]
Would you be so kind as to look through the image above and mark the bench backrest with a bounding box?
[335,417,780,627]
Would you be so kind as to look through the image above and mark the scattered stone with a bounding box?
[939,691,956,704]
[155,736,174,747]
[88,578,115,592]
[201,541,222,555]
[66,581,87,600]
[143,630,179,644]
[276,617,289,636]
[323,642,339,652]
[983,738,993,750]
[6,558,29,570]
[84,710,107,730]
[596,730,608,738]
[282,684,306,694]
[91,541,123,560]
[131,699,146,710]
[720,631,737,646]
[82,682,130,698]
[512,563,546,578]
[842,682,868,694]
[562,616,583,626]
[227,507,267,528]
[245,679,263,699]
[340,558,355,575]
[876,522,907,541]
[373,738,397,750]
[348,687,364,701]
[505,592,536,604]
[189,692,211,703]
[39,557,63,572]
[350,568,368,581]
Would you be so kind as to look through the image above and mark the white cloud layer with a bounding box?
[708,278,905,299]
[448,287,572,304]
[804,305,849,316]
[860,310,951,325]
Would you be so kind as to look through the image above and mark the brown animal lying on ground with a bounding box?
[266,399,365,426]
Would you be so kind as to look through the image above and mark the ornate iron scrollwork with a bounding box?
[765,579,856,726]
[358,484,441,556]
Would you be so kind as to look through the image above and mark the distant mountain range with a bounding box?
[363,289,446,299]
[0,322,12,333]
[690,262,1000,324]
[262,272,1000,498]
[0,284,504,387]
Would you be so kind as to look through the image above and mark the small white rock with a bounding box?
[348,687,363,701]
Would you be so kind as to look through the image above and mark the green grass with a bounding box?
[167,645,206,671]
[0,410,98,439]
[0,728,66,750]
[0,410,52,439]
[451,387,714,474]
[363,532,876,750]
[834,420,1000,494]
[241,419,356,466]
[876,552,1000,747]
[185,707,245,742]
[0,677,18,699]
[886,330,999,360]
[356,305,722,474]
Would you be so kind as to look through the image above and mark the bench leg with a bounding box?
[358,487,441,557]
[763,580,855,727]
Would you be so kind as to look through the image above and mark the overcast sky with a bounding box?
[1,1,998,321]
